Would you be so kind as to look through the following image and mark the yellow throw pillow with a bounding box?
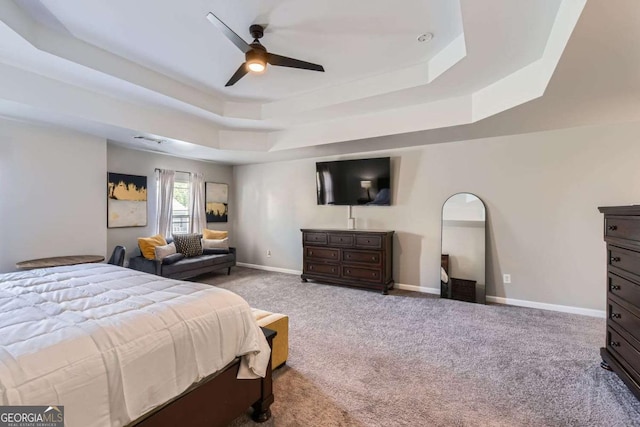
[138,234,167,260]
[202,229,228,240]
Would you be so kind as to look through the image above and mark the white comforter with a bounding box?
[0,264,270,427]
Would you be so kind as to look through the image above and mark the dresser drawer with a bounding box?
[609,300,640,342]
[304,232,327,245]
[342,266,383,283]
[609,273,640,309]
[609,246,640,277]
[608,327,640,382]
[328,233,354,246]
[355,234,382,249]
[304,262,339,277]
[606,216,640,244]
[305,247,339,261]
[342,250,381,266]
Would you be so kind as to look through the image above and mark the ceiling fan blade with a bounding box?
[206,12,251,53]
[225,63,249,87]
[266,53,325,72]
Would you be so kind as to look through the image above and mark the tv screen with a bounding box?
[316,157,391,206]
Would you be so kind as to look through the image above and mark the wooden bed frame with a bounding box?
[131,328,275,427]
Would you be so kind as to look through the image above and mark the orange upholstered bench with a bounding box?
[252,308,289,369]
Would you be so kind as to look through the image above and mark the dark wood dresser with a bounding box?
[598,205,640,400]
[300,229,394,294]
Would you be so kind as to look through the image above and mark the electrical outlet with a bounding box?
[266,250,272,257]
[503,274,511,284]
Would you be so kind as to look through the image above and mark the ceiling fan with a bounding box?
[206,12,325,87]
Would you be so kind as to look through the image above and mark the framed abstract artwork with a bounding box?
[206,182,228,223]
[107,172,148,228]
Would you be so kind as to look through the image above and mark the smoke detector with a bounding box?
[417,33,433,43]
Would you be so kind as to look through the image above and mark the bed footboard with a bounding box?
[132,328,275,427]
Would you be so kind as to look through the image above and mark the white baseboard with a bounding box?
[395,283,440,295]
[485,295,606,318]
[237,264,606,318]
[237,262,302,276]
[396,283,605,318]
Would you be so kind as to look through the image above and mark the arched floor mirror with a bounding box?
[440,193,486,304]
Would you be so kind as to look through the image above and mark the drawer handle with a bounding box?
[610,257,621,263]
[346,270,350,274]
[309,251,313,255]
[610,341,621,347]
[366,240,370,243]
[332,268,335,273]
[372,272,377,277]
[608,225,618,231]
[309,266,313,270]
[610,285,621,291]
[332,253,336,257]
[372,256,376,261]
[347,254,351,258]
[611,312,622,319]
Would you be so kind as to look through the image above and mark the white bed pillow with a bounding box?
[155,242,177,261]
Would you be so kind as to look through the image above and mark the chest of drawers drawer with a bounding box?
[606,216,640,243]
[328,233,354,246]
[609,300,640,343]
[342,250,381,266]
[608,327,640,383]
[342,265,382,283]
[608,273,640,309]
[355,234,382,249]
[304,262,339,277]
[304,232,328,245]
[609,246,640,277]
[305,247,339,261]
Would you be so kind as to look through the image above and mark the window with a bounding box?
[172,172,190,233]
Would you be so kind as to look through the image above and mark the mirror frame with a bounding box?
[440,192,486,304]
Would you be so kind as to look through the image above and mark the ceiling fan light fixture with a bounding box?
[247,60,266,73]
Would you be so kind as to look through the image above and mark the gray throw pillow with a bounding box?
[172,233,203,257]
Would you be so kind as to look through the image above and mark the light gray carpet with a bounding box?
[198,267,640,427]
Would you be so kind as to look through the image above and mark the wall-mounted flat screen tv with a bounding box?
[316,157,391,206]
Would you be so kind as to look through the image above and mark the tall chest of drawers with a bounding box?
[300,229,394,294]
[598,205,640,400]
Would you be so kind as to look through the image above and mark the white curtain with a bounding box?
[156,169,175,237]
[189,172,206,234]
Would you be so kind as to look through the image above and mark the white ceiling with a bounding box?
[0,0,628,164]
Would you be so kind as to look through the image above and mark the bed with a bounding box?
[0,264,274,427]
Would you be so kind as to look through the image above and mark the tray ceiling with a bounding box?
[0,0,587,162]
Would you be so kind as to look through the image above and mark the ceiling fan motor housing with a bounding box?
[244,48,267,72]
[246,48,267,67]
[249,24,264,40]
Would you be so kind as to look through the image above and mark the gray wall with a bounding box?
[0,119,106,273]
[233,121,640,311]
[107,143,233,262]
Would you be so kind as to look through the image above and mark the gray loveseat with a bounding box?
[128,242,236,280]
